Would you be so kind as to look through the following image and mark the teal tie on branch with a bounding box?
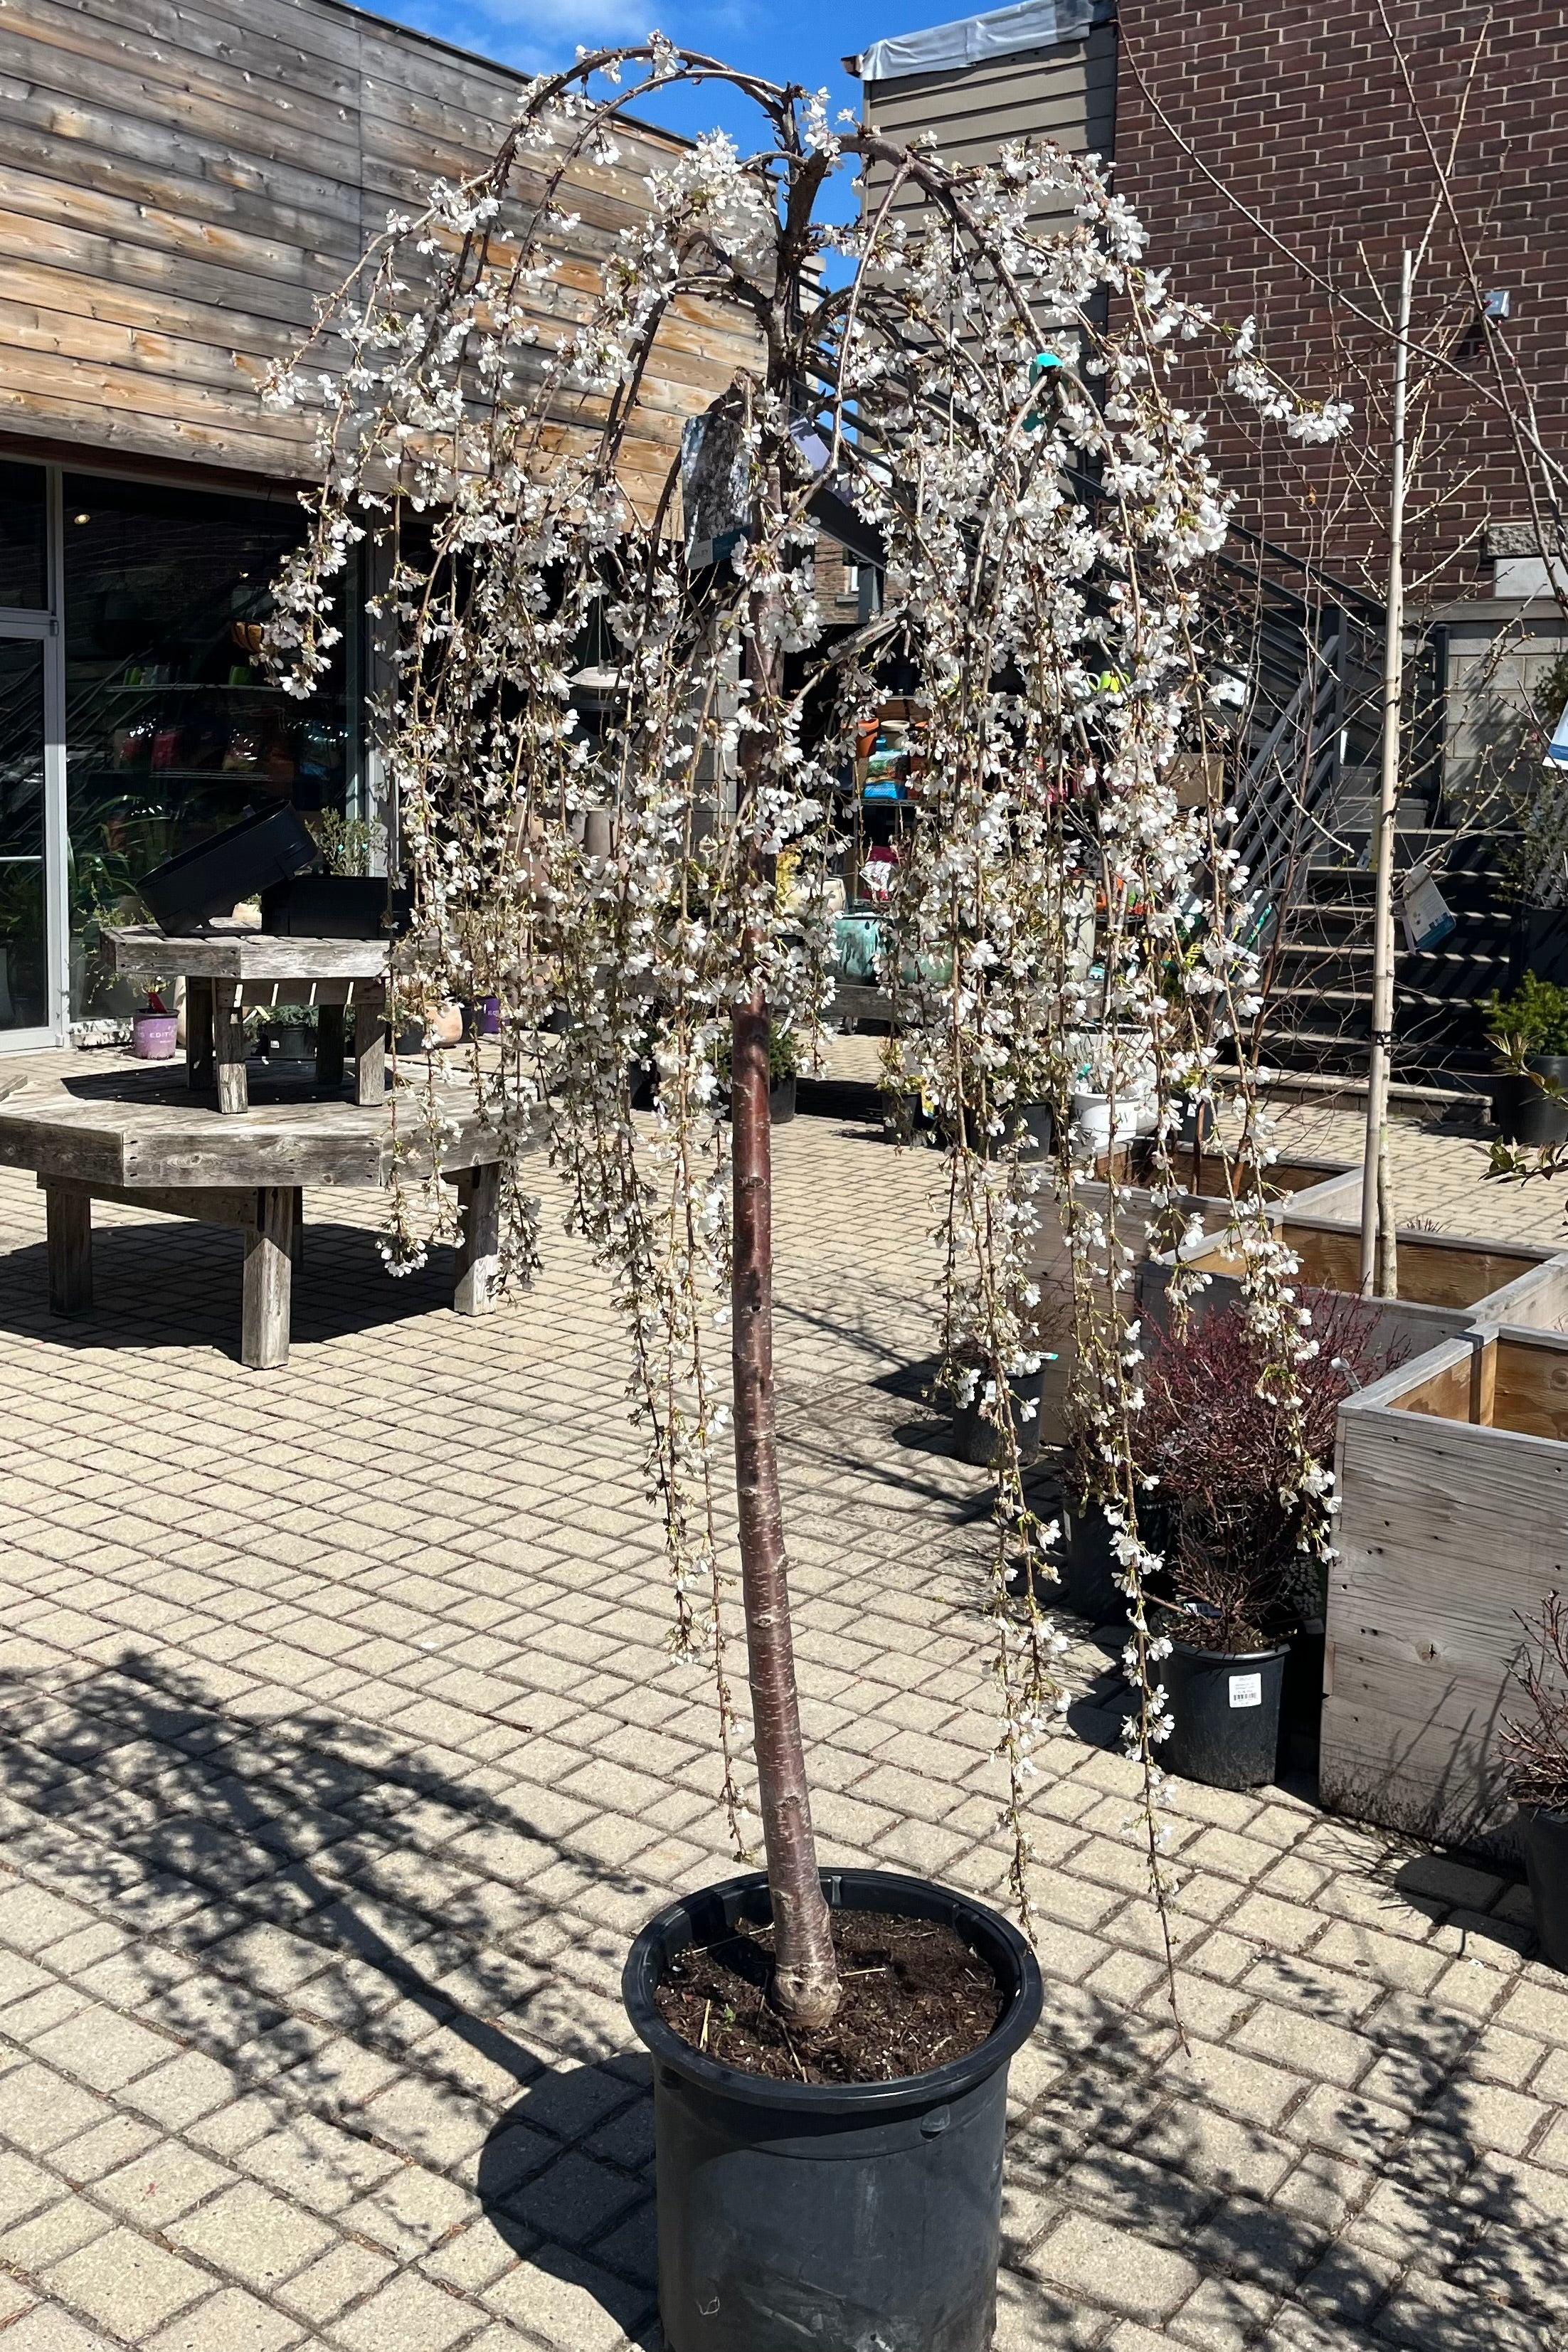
[1025,351,1063,430]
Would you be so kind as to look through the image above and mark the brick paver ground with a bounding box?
[2,1047,1567,2350]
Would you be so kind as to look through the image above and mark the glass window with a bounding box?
[63,474,354,1017]
[0,638,48,1030]
[0,460,48,610]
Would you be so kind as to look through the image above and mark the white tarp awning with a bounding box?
[847,0,1112,86]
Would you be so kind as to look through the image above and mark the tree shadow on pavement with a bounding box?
[1,1651,1562,2351]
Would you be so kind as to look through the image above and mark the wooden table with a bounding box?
[108,923,389,1113]
[0,1067,525,1370]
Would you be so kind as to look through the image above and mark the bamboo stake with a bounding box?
[1360,248,1412,1300]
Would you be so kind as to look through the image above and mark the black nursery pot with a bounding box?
[1062,1495,1123,1626]
[1277,1618,1326,1776]
[1163,1639,1288,1790]
[623,1868,1044,2352]
[768,1074,797,1125]
[1492,1055,1568,1148]
[1520,1807,1568,1972]
[953,1366,1044,1468]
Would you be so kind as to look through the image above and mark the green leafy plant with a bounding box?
[1484,973,1568,1064]
[714,1022,798,1085]
[306,811,379,877]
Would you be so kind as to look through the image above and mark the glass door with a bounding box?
[0,634,52,1039]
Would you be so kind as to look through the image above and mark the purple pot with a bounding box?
[477,995,502,1037]
[132,1011,179,1061]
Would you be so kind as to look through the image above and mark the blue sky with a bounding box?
[371,0,936,152]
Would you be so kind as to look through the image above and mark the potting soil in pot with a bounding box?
[654,1910,1004,2083]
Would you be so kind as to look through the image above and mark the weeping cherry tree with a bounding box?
[265,42,1350,2030]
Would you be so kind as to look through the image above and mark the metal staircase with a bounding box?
[1208,532,1512,1101]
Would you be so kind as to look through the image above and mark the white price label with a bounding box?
[1229,1673,1263,1710]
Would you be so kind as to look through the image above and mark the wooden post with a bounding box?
[242,1186,293,1369]
[454,1162,502,1315]
[1360,249,1411,1301]
[315,1003,346,1091]
[186,977,215,1091]
[213,983,248,1116]
[45,1185,92,1316]
[290,1187,304,1273]
[354,987,386,1106]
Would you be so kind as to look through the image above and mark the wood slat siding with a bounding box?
[1322,1333,1568,1854]
[862,23,1116,234]
[0,0,751,497]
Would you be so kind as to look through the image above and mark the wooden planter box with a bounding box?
[1026,1154,1355,1446]
[1143,1213,1568,1371]
[1322,1325,1568,1853]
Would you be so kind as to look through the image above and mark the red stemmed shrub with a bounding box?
[1135,1291,1401,1651]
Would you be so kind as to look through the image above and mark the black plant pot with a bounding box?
[1016,1101,1054,1159]
[139,804,318,934]
[1520,1807,1568,1971]
[881,1088,925,1143]
[1162,1639,1288,1790]
[953,1366,1044,1468]
[260,873,411,939]
[627,1061,657,1111]
[769,1074,797,1125]
[1177,1095,1216,1149]
[1493,1055,1568,1147]
[623,1869,1044,2352]
[1062,1495,1123,1625]
[1278,1618,1326,1776]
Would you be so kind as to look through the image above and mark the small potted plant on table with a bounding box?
[131,987,178,1060]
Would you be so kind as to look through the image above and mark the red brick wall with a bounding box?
[1112,0,1568,604]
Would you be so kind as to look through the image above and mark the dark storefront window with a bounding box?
[63,475,353,1016]
[0,462,47,610]
[0,639,48,1032]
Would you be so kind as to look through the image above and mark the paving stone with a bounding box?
[1024,2210,1200,2321]
[3,2195,114,2273]
[168,2181,337,2289]
[146,2287,306,2351]
[330,2272,479,2351]
[0,2311,121,2352]
[0,2148,63,2228]
[95,2144,238,2225]
[275,2241,398,2324]
[339,2163,475,2257]
[1168,2272,1279,2349]
[482,2250,648,2351]
[45,2225,212,2338]
[31,2009,177,2093]
[1234,2001,1372,2089]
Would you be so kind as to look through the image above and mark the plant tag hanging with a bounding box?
[1400,863,1456,953]
[1547,697,1568,769]
[1228,1672,1263,1710]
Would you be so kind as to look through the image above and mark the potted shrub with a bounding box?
[1502,1594,1568,1971]
[1485,974,1568,1147]
[952,1351,1052,1470]
[267,46,1347,2350]
[256,1005,317,1064]
[1134,1296,1392,1786]
[715,1020,799,1124]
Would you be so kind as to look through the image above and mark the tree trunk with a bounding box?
[731,992,841,2028]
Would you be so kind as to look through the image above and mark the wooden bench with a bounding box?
[0,1070,524,1370]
